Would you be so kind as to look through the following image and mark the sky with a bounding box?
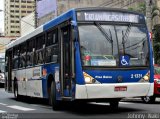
[0,0,4,32]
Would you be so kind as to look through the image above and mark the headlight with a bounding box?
[155,79,160,84]
[85,77,92,83]
[139,72,150,83]
[83,72,96,84]
[143,75,149,81]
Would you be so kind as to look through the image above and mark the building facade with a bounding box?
[4,0,35,37]
[57,0,145,15]
[0,36,16,53]
[21,12,35,36]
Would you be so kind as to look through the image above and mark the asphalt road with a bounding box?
[0,85,160,119]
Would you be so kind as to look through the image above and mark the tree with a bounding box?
[153,25,160,64]
[137,2,146,15]
[151,6,160,64]
[128,2,146,15]
[128,2,160,64]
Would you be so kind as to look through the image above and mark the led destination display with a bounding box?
[77,11,145,23]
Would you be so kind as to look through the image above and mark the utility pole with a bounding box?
[145,0,152,32]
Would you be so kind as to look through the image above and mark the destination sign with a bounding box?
[77,11,144,23]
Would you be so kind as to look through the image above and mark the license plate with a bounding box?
[114,86,127,91]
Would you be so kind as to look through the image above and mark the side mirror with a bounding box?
[72,28,77,42]
[71,22,77,42]
[71,20,77,27]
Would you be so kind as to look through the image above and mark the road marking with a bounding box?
[0,110,6,113]
[89,102,134,105]
[0,103,7,106]
[7,105,36,111]
[120,102,134,104]
[31,104,52,109]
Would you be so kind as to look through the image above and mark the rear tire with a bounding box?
[141,96,156,103]
[51,81,61,110]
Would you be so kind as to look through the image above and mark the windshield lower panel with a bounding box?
[78,23,149,67]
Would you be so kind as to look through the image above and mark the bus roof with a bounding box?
[6,7,144,50]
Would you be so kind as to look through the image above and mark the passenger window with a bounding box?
[26,39,35,67]
[45,29,58,63]
[12,46,20,69]
[35,34,45,65]
[19,43,26,68]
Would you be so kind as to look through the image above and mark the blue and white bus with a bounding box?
[5,8,154,110]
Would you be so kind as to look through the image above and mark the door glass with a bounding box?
[61,25,71,96]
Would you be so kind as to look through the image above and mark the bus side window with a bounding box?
[35,35,45,65]
[26,39,34,67]
[45,29,58,63]
[19,43,26,68]
[5,51,8,72]
[13,46,19,69]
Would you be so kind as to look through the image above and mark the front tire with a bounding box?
[141,96,156,103]
[50,81,61,110]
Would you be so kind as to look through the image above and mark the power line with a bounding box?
[99,0,118,7]
[98,0,140,9]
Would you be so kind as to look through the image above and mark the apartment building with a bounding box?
[4,0,35,37]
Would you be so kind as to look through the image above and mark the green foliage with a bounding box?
[151,6,160,19]
[137,2,146,15]
[128,7,135,11]
[128,2,146,15]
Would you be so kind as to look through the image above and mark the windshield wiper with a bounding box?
[121,23,132,54]
[94,22,113,54]
[94,22,113,44]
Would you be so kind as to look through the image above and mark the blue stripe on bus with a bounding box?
[75,42,85,85]
[42,77,47,98]
[84,69,150,83]
[42,64,59,98]
[43,9,76,31]
[148,31,154,83]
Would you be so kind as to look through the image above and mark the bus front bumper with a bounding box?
[75,83,154,99]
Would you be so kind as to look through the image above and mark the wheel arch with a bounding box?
[47,73,55,97]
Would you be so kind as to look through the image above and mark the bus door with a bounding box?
[7,50,12,92]
[60,24,72,97]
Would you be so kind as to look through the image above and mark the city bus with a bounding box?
[0,53,5,85]
[5,8,154,110]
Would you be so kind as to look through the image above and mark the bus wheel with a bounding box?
[51,81,61,110]
[109,100,119,110]
[141,96,156,103]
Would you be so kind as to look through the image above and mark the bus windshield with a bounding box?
[79,23,149,67]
